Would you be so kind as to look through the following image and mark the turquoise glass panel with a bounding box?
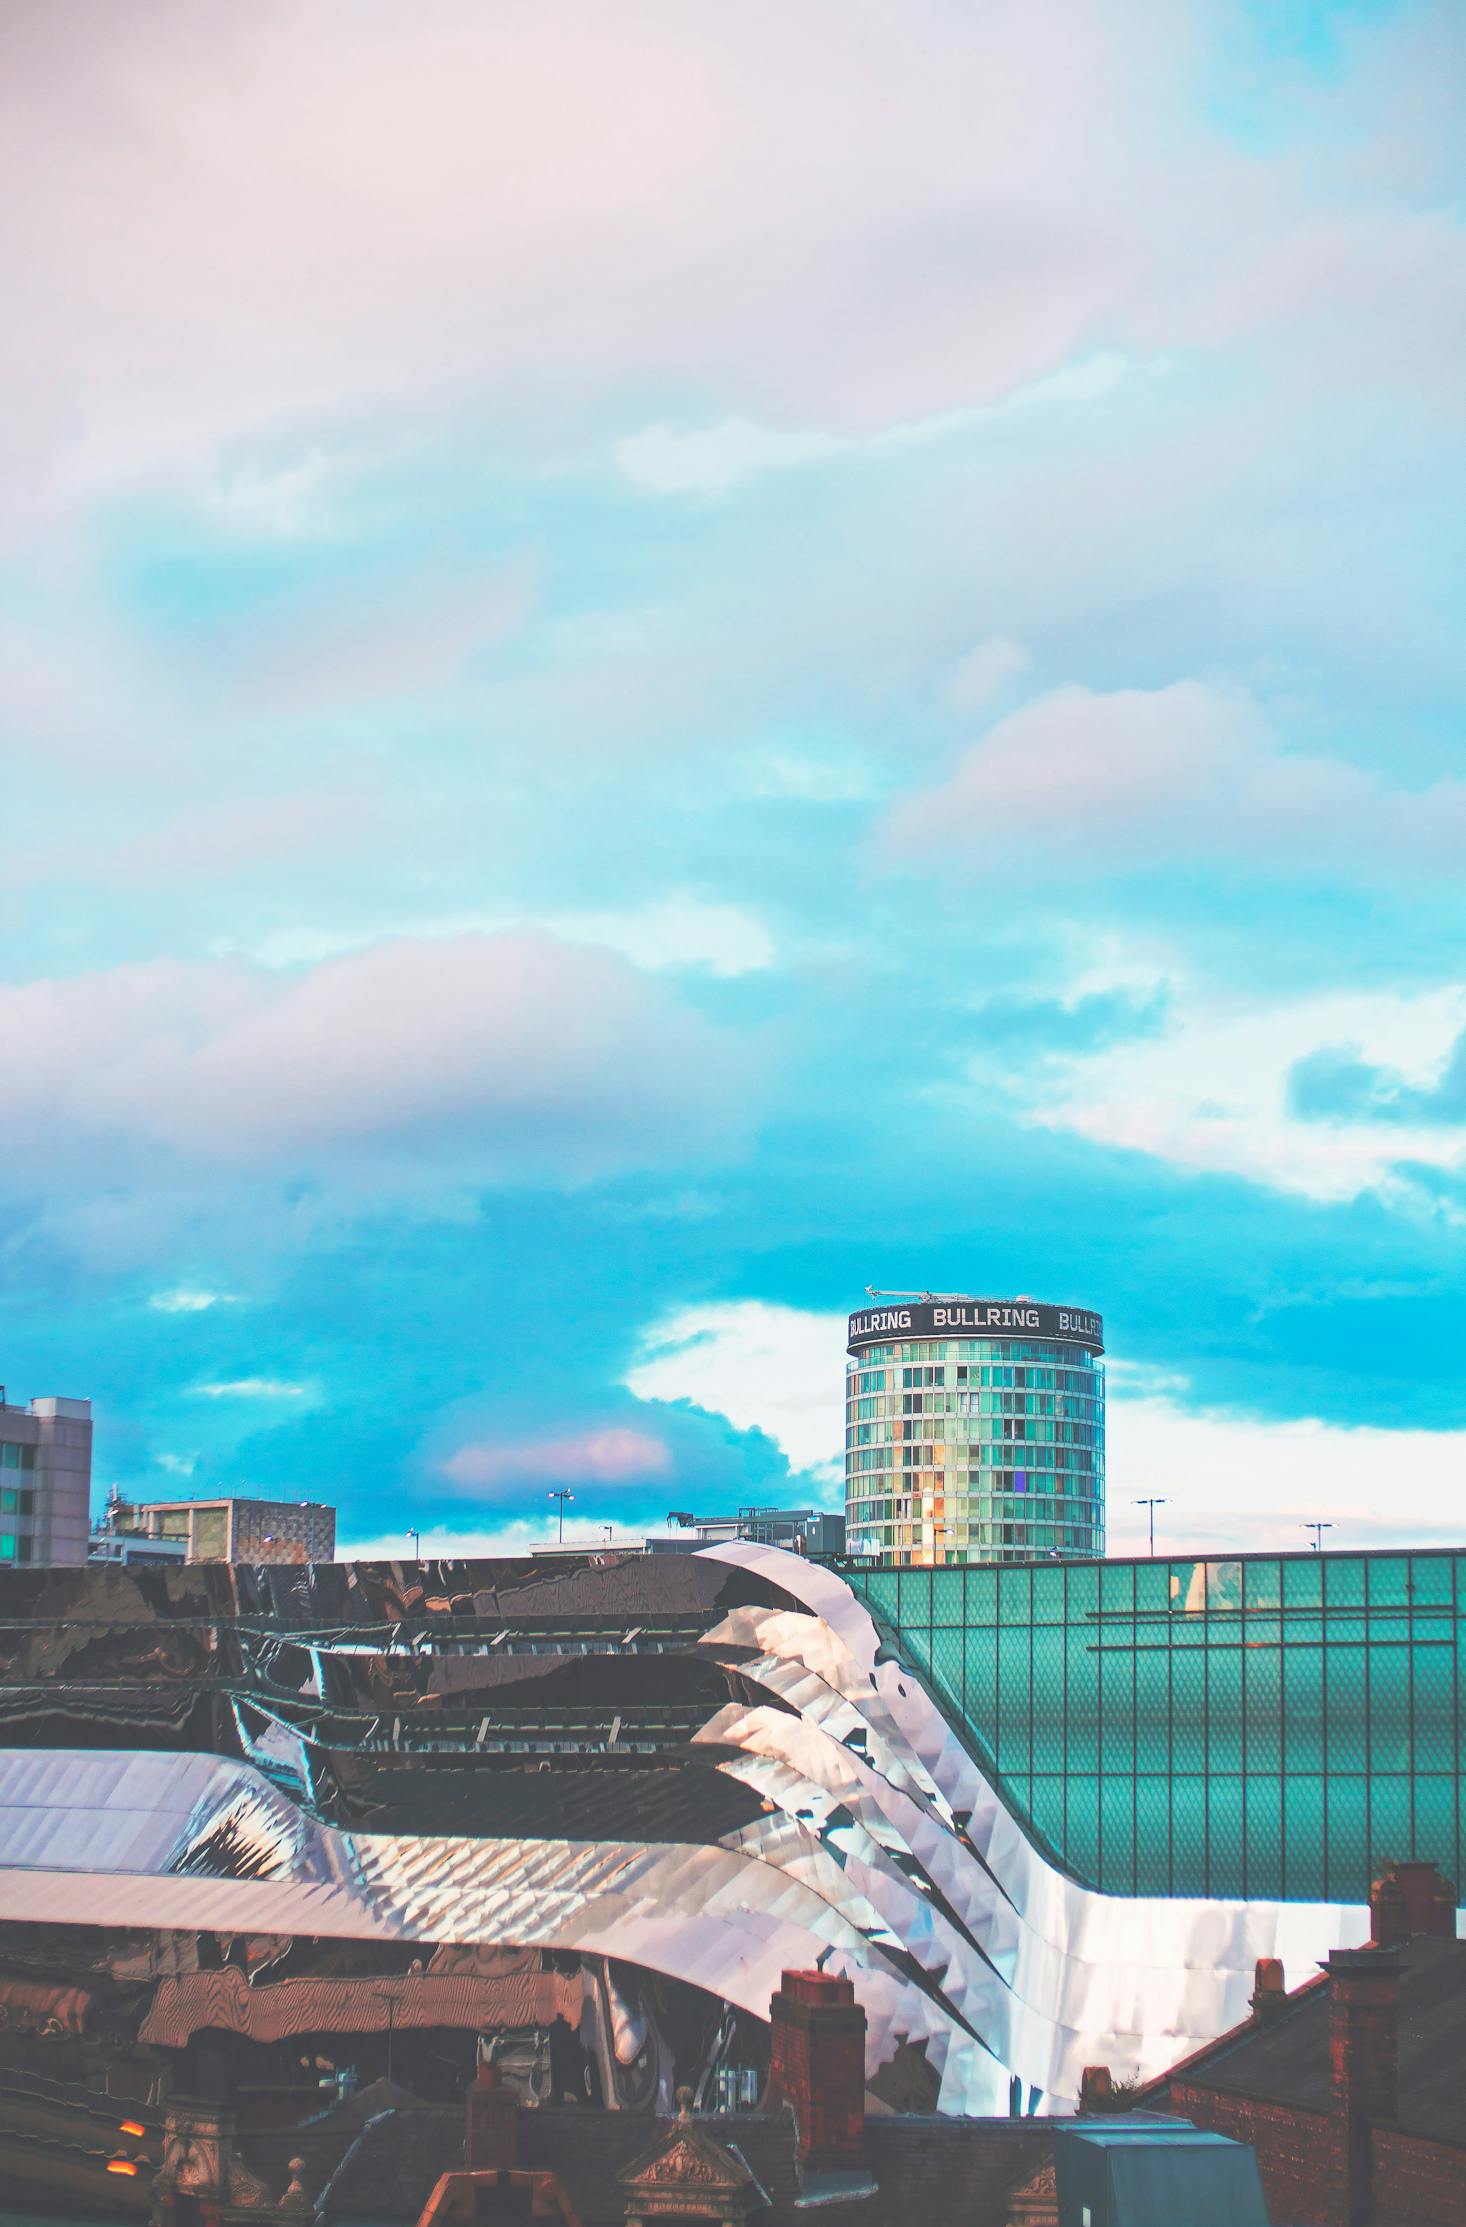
[1135,1777,1171,1895]
[1283,1774,1325,1900]
[1100,1776,1136,1892]
[1370,1775,1412,1874]
[1244,1637,1282,1772]
[846,1547,1466,1902]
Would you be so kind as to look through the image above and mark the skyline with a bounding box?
[5,2,1466,1562]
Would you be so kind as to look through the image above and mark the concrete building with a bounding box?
[0,1387,93,1566]
[116,1494,336,1563]
[845,1294,1104,1564]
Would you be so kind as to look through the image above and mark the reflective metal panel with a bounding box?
[0,1544,1433,2117]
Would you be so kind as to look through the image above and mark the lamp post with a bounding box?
[1134,1498,1166,1557]
[406,1528,421,1560]
[1304,1521,1333,1553]
[549,1489,574,1543]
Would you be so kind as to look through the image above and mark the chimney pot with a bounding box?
[1079,2066,1113,2114]
[1251,1958,1288,2022]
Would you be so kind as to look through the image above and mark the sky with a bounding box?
[4,0,1465,1562]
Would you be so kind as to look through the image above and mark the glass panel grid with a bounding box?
[847,1547,1466,1903]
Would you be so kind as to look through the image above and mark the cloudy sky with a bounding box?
[4,0,1465,1561]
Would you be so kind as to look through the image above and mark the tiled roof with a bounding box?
[1162,1936,1466,2147]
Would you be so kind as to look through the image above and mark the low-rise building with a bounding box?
[103,1494,336,1563]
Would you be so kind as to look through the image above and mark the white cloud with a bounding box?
[543,898,775,978]
[627,1302,846,1486]
[612,355,1152,501]
[0,0,1455,555]
[222,895,775,981]
[150,1288,236,1314]
[1107,1396,1466,1558]
[0,7,1191,519]
[625,1299,1466,1554]
[205,447,341,540]
[946,636,1031,713]
[1009,350,1144,408]
[740,749,883,805]
[192,1378,307,1401]
[613,419,848,500]
[0,931,750,1185]
[1025,980,1466,1201]
[888,680,1466,880]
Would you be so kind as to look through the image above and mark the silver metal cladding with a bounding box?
[0,1545,1411,2116]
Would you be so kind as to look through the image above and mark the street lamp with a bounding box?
[548,1489,574,1543]
[1304,1521,1333,1553]
[407,1528,421,1560]
[1133,1498,1166,1557]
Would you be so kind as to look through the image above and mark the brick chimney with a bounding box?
[766,1970,867,2172]
[1078,2065,1113,2114]
[1328,1947,1401,2227]
[1370,1860,1456,1947]
[1250,1958,1288,2024]
[465,2063,518,2172]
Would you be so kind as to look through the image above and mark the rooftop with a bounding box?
[1155,1934,1466,2149]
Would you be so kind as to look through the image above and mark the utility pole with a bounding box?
[1304,1521,1333,1553]
[1133,1498,1166,1557]
[549,1489,574,1543]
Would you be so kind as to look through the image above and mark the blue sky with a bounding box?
[4,0,1465,1559]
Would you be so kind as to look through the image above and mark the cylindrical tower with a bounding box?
[844,1295,1104,1565]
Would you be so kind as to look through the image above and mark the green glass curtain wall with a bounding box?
[845,1548,1465,1904]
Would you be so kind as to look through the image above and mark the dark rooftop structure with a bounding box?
[1141,1862,1466,2227]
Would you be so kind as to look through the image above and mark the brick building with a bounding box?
[1141,1861,1466,2227]
[143,1975,1059,2227]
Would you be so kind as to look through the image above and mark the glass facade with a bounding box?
[845,1334,1105,1564]
[846,1547,1466,1904]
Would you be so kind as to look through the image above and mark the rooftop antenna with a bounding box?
[1304,1521,1334,1553]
